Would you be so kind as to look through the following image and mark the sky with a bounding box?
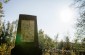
[2,0,77,41]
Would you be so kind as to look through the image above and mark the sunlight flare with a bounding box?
[59,7,74,23]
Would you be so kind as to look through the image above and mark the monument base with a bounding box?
[11,42,42,55]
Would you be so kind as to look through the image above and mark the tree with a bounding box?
[58,40,64,49]
[73,38,79,49]
[38,29,45,49]
[4,0,10,3]
[81,38,85,48]
[0,21,14,44]
[38,29,55,50]
[0,2,4,26]
[0,0,9,19]
[44,34,55,49]
[64,36,71,50]
[0,0,9,36]
[73,0,85,40]
[54,34,58,48]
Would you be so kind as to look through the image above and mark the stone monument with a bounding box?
[11,14,42,55]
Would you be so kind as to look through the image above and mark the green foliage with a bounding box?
[57,40,64,49]
[57,36,71,50]
[0,2,4,17]
[4,0,9,3]
[74,39,79,49]
[0,0,9,16]
[38,29,55,50]
[0,2,2,9]
[0,0,10,44]
[73,0,85,39]
[64,36,71,50]
[38,29,45,49]
[54,34,58,48]
[44,34,55,49]
[0,0,9,26]
[0,21,14,45]
[81,38,85,48]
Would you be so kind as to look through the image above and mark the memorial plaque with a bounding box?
[11,14,42,55]
[21,20,34,42]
